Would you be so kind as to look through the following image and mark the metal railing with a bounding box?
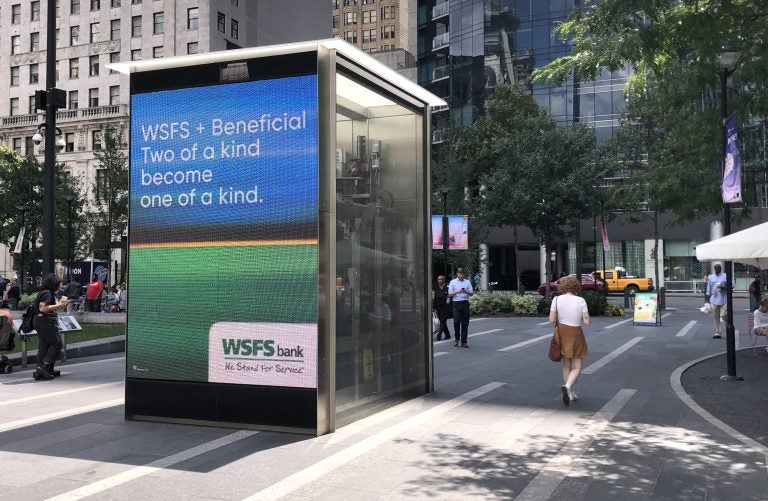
[432,1,449,19]
[432,65,449,81]
[432,32,450,50]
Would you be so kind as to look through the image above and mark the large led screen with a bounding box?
[127,74,319,388]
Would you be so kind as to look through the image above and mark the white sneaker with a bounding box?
[569,390,578,401]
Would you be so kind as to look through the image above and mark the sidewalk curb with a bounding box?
[6,335,125,367]
[670,351,768,457]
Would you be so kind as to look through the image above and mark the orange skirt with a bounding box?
[558,324,588,359]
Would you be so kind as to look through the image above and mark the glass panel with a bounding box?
[335,72,426,424]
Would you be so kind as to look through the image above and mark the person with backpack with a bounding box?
[749,274,763,312]
[32,274,69,381]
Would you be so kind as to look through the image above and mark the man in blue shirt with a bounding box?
[706,264,728,339]
[448,267,474,347]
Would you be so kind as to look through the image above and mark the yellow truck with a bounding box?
[592,268,654,294]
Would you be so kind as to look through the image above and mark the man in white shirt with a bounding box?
[448,268,474,348]
[753,298,768,345]
[706,264,728,339]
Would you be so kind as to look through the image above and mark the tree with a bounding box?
[454,85,605,294]
[534,1,768,222]
[90,128,128,284]
[0,146,87,288]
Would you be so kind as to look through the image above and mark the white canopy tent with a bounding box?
[695,221,768,269]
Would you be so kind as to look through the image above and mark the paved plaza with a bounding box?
[1,295,767,500]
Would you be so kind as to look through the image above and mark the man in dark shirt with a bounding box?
[432,275,452,341]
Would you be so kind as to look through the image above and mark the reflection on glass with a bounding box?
[335,72,426,425]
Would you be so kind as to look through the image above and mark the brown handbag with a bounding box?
[548,297,562,362]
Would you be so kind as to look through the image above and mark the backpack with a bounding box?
[20,304,35,334]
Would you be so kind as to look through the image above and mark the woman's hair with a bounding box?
[557,275,582,295]
[42,273,60,293]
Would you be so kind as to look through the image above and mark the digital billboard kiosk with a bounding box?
[115,40,445,434]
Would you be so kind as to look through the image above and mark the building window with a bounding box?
[29,64,39,84]
[344,12,357,25]
[70,25,80,45]
[332,15,339,29]
[71,0,80,15]
[231,19,238,39]
[363,10,377,23]
[28,96,36,114]
[187,8,199,30]
[344,0,357,5]
[96,169,107,199]
[65,132,75,152]
[31,1,41,21]
[12,138,22,154]
[109,85,120,105]
[381,5,396,19]
[25,137,35,156]
[89,88,99,107]
[11,35,20,54]
[363,29,376,43]
[131,49,141,60]
[109,52,119,73]
[89,55,99,76]
[217,12,225,33]
[381,25,395,39]
[55,0,61,17]
[131,16,141,37]
[231,0,238,5]
[110,19,120,40]
[10,98,19,117]
[10,67,20,87]
[345,31,357,43]
[332,0,338,9]
[152,46,163,58]
[153,12,164,34]
[90,22,100,43]
[111,0,121,7]
[56,28,60,47]
[69,58,79,79]
[69,90,78,109]
[11,4,21,24]
[131,0,142,4]
[362,0,375,4]
[187,42,198,54]
[90,0,100,10]
[31,32,41,52]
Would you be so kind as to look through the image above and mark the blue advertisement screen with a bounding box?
[127,75,319,387]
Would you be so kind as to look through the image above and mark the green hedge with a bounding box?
[472,291,625,317]
[469,292,539,315]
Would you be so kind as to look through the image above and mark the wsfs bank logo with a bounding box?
[221,339,304,358]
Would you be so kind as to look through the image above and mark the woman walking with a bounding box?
[549,276,590,406]
[33,274,69,380]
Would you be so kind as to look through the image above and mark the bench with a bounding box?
[12,316,82,368]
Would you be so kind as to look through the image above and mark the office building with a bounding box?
[418,0,768,291]
[0,0,330,280]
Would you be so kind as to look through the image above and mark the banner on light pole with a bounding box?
[599,218,611,252]
[722,112,742,203]
[12,227,25,254]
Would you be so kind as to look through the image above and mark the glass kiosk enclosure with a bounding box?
[112,40,445,434]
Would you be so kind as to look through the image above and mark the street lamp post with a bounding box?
[64,194,74,282]
[35,0,66,277]
[439,187,450,279]
[718,51,742,382]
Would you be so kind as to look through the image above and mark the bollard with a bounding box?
[624,289,631,308]
[659,286,666,311]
